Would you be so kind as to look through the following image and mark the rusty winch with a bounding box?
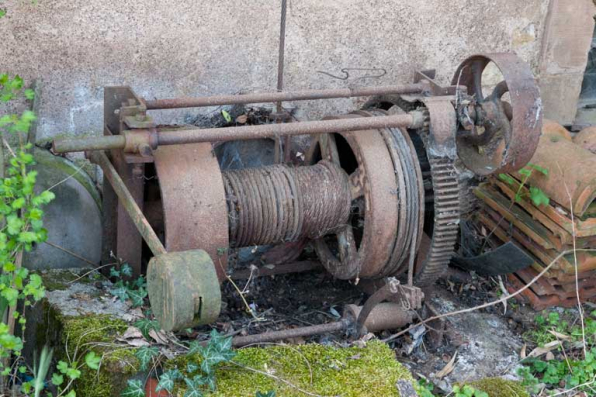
[53,53,541,338]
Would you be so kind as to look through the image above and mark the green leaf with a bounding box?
[51,373,64,386]
[127,288,147,308]
[187,362,199,373]
[527,163,549,176]
[109,286,129,302]
[135,346,159,371]
[156,368,182,393]
[85,351,101,370]
[121,379,145,397]
[64,390,76,397]
[519,168,532,178]
[221,110,232,123]
[134,318,160,340]
[529,187,549,207]
[24,89,35,100]
[18,231,38,243]
[183,376,205,397]
[6,215,23,235]
[120,264,133,277]
[0,9,6,18]
[56,361,68,374]
[109,267,120,278]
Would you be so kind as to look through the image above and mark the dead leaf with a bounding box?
[548,330,571,340]
[520,343,527,359]
[436,351,458,379]
[149,329,169,345]
[121,326,143,340]
[119,338,150,347]
[528,340,561,358]
[236,114,248,124]
[545,351,555,361]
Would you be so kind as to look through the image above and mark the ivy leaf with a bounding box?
[187,362,199,373]
[155,368,182,393]
[134,318,160,340]
[135,346,160,371]
[85,351,101,370]
[109,267,120,278]
[109,286,129,302]
[183,377,205,397]
[127,288,147,308]
[121,379,145,397]
[120,263,133,277]
[529,187,550,207]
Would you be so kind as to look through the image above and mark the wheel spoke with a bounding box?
[349,167,365,200]
[472,60,484,100]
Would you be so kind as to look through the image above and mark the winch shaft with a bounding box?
[223,161,351,248]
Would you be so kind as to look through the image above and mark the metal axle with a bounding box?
[144,83,425,110]
[53,112,425,154]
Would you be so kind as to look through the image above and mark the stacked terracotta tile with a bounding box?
[473,121,596,310]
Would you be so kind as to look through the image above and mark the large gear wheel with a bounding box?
[363,97,460,286]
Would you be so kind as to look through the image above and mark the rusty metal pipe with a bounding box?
[88,151,167,257]
[144,84,425,110]
[53,113,424,153]
[156,112,423,144]
[231,302,414,347]
[232,319,350,347]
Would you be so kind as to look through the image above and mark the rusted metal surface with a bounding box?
[52,112,425,154]
[574,126,596,154]
[353,110,425,281]
[452,53,542,175]
[232,320,350,347]
[223,161,351,247]
[154,143,229,281]
[415,99,461,286]
[345,303,414,334]
[144,84,425,110]
[312,115,400,280]
[88,151,166,257]
[352,278,421,336]
[232,302,414,347]
[365,96,460,287]
[516,134,596,217]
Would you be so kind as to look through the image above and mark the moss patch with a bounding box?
[169,341,412,397]
[38,269,98,291]
[60,315,139,397]
[469,378,530,397]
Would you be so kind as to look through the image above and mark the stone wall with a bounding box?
[0,0,593,138]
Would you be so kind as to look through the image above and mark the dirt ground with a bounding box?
[196,262,540,392]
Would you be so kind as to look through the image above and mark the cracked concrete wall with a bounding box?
[0,0,577,139]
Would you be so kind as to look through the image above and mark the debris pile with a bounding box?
[473,122,596,309]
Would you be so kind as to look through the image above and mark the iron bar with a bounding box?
[53,112,424,153]
[144,84,425,110]
[232,319,350,347]
[88,151,167,257]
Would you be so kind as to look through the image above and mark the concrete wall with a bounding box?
[0,0,584,139]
